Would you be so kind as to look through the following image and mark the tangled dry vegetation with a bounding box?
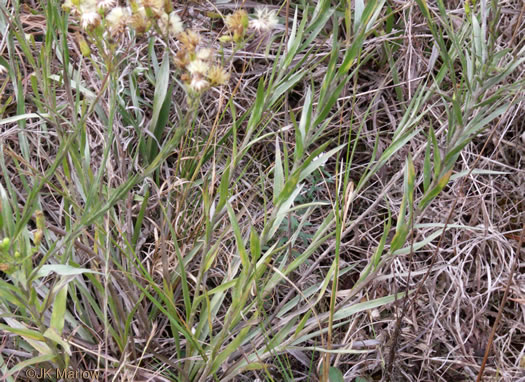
[0,0,524,381]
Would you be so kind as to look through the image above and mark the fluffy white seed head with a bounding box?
[106,6,130,35]
[187,59,209,75]
[158,12,184,37]
[249,7,279,32]
[97,0,116,10]
[190,76,209,92]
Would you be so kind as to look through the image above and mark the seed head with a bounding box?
[187,59,209,75]
[130,7,151,34]
[158,12,183,37]
[250,7,279,32]
[106,6,130,35]
[190,76,209,93]
[196,48,212,61]
[97,0,115,11]
[80,9,101,30]
[225,9,248,42]
[62,0,76,12]
[141,0,164,17]
[178,29,201,51]
[174,49,190,68]
[207,65,229,86]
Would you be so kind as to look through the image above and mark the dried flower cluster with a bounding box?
[60,2,281,99]
[223,9,249,43]
[174,31,230,94]
[62,0,230,96]
[62,0,183,37]
[249,7,279,33]
[221,7,280,43]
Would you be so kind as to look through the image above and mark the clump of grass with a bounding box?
[0,0,523,380]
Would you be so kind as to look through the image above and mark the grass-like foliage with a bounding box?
[0,0,523,380]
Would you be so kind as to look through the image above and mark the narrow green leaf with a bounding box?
[298,87,313,149]
[35,264,99,278]
[286,7,299,54]
[0,182,13,234]
[451,92,463,129]
[0,324,45,341]
[207,279,237,296]
[318,31,340,107]
[43,327,71,355]
[364,0,386,33]
[236,363,265,372]
[430,125,441,179]
[390,223,409,254]
[471,15,484,65]
[374,217,390,267]
[269,69,307,108]
[227,204,249,269]
[4,355,56,378]
[300,5,334,52]
[465,103,509,138]
[275,170,301,207]
[298,144,344,183]
[0,113,50,126]
[48,74,96,99]
[269,184,303,239]
[396,192,407,232]
[242,77,266,147]
[2,317,52,355]
[294,310,312,337]
[423,141,431,192]
[450,169,508,181]
[210,325,251,376]
[249,228,261,263]
[50,283,68,334]
[354,0,365,33]
[332,292,406,321]
[266,318,298,351]
[393,227,449,255]
[313,76,352,127]
[406,155,415,206]
[146,51,171,161]
[217,165,231,213]
[148,84,172,162]
[132,185,150,248]
[273,138,284,204]
[419,169,453,211]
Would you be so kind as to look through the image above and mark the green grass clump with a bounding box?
[0,0,523,380]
